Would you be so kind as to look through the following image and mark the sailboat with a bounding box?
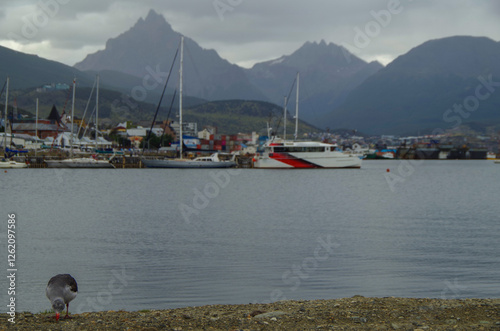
[45,76,115,168]
[252,72,362,169]
[142,36,236,169]
[1,77,28,169]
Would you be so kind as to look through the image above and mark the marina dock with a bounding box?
[13,154,255,168]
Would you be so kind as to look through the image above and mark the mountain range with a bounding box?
[244,40,382,124]
[75,10,382,125]
[2,9,500,135]
[326,36,500,134]
[75,10,266,102]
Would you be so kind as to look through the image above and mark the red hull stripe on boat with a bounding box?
[269,153,322,168]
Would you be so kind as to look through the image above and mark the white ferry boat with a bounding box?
[253,140,362,169]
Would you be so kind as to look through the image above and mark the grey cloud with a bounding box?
[0,0,499,67]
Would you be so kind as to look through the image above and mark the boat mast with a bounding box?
[3,77,8,151]
[35,98,39,157]
[70,78,76,158]
[294,72,299,141]
[95,74,99,151]
[179,36,184,159]
[283,96,287,140]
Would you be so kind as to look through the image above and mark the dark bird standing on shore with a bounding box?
[46,274,78,321]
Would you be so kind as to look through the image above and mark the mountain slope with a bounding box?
[13,88,313,136]
[75,10,267,102]
[0,46,94,89]
[182,100,318,135]
[245,40,383,124]
[325,36,500,135]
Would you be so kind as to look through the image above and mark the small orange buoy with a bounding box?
[386,168,390,172]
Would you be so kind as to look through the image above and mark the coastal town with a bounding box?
[1,99,499,169]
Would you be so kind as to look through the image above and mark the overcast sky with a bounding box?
[1,0,499,68]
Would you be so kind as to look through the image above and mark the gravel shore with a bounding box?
[2,296,500,330]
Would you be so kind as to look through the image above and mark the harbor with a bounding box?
[2,144,499,169]
[4,150,499,169]
[2,160,499,315]
[3,152,255,169]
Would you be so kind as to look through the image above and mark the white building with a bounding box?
[47,132,112,150]
[1,133,42,150]
[198,128,211,140]
[169,121,198,137]
[127,127,164,137]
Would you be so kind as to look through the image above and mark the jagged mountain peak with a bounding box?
[304,39,338,49]
[145,9,166,22]
[134,9,172,31]
[75,9,178,75]
[255,39,367,71]
[246,40,383,123]
[74,10,266,101]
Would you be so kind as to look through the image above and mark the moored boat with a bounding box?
[141,36,238,169]
[253,71,361,169]
[44,76,115,169]
[487,152,497,160]
[253,140,362,169]
[143,153,236,168]
[0,159,28,168]
[45,157,115,168]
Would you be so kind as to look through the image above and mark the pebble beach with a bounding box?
[2,296,500,330]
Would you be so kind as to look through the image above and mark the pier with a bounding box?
[15,153,255,168]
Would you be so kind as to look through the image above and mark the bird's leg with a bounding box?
[63,303,73,319]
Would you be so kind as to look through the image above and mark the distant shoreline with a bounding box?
[3,297,500,330]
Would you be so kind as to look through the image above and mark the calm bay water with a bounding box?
[1,160,499,313]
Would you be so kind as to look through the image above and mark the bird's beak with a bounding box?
[56,312,60,321]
